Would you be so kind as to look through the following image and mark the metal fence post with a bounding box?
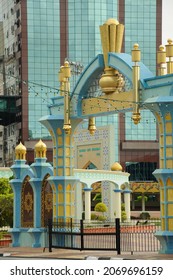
[80,219,84,251]
[115,218,121,255]
[48,219,52,252]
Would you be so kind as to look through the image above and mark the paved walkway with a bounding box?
[1,246,173,259]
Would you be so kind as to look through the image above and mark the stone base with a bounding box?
[155,231,173,254]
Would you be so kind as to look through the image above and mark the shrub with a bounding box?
[94,202,107,213]
[97,215,107,222]
[121,211,127,222]
[91,213,98,220]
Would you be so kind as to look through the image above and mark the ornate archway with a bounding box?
[40,19,173,253]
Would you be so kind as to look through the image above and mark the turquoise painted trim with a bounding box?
[113,189,122,193]
[155,231,173,254]
[83,187,92,191]
[108,52,153,88]
[70,54,104,117]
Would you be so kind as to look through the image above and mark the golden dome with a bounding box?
[34,139,47,158]
[105,18,119,25]
[111,162,123,171]
[15,142,26,151]
[15,142,26,160]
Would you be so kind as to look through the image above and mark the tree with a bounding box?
[0,178,13,227]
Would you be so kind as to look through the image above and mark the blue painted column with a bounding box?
[146,98,173,253]
[9,143,33,247]
[40,115,81,222]
[29,140,53,247]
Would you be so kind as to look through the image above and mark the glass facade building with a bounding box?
[0,0,161,169]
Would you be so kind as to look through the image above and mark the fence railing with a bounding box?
[48,218,121,254]
[48,218,161,254]
[120,219,161,253]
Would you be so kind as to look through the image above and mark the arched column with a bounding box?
[113,188,122,221]
[141,193,146,212]
[123,187,131,222]
[145,101,173,253]
[83,186,92,221]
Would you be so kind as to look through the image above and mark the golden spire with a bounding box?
[34,139,47,158]
[99,19,125,94]
[15,142,26,160]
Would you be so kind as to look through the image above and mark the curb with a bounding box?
[85,256,135,260]
[0,253,11,257]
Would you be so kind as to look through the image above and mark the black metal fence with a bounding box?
[48,218,121,254]
[48,218,161,254]
[120,219,161,253]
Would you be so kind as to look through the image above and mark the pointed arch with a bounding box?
[41,174,53,227]
[21,176,34,227]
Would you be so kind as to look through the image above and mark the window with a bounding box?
[126,162,157,181]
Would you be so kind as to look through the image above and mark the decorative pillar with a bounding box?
[83,186,92,221]
[75,181,83,220]
[145,100,173,253]
[29,140,53,247]
[113,188,122,221]
[141,193,146,212]
[9,142,33,247]
[123,186,131,222]
[40,61,81,223]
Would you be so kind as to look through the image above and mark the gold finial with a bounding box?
[99,19,125,94]
[34,139,47,158]
[100,18,124,66]
[166,38,173,58]
[159,45,165,51]
[15,142,26,160]
[157,45,166,76]
[131,112,141,124]
[88,117,96,135]
[132,43,141,63]
[166,38,173,74]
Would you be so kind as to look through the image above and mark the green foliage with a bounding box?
[121,203,125,211]
[136,195,148,202]
[121,211,127,222]
[97,215,107,222]
[92,193,102,202]
[91,213,98,220]
[114,204,127,222]
[94,202,107,213]
[0,178,13,227]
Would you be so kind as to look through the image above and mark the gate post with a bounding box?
[80,219,84,251]
[115,218,121,255]
[48,219,52,252]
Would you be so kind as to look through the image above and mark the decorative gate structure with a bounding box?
[48,218,121,254]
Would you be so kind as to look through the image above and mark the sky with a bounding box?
[162,0,173,45]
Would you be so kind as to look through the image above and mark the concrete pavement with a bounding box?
[1,246,173,259]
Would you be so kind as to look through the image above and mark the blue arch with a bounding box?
[71,54,104,117]
[70,52,154,118]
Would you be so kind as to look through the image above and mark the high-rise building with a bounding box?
[0,0,162,179]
